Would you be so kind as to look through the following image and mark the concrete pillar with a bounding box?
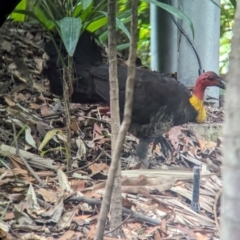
[177,0,221,106]
[150,0,177,72]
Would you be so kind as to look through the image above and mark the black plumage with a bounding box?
[90,65,198,128]
[43,31,104,103]
[90,65,198,164]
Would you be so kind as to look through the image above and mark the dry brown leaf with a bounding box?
[198,139,216,150]
[73,214,91,222]
[122,197,133,208]
[161,218,167,234]
[36,121,48,136]
[168,126,182,149]
[195,232,211,240]
[40,105,55,116]
[57,209,76,229]
[103,237,121,240]
[13,92,30,102]
[122,185,152,195]
[12,167,29,177]
[153,230,161,240]
[58,230,76,240]
[34,57,44,72]
[89,163,109,174]
[121,175,175,188]
[70,118,79,132]
[86,225,97,240]
[177,224,196,239]
[85,191,102,199]
[123,227,139,239]
[29,103,41,109]
[2,212,15,221]
[98,106,110,115]
[145,225,161,235]
[1,40,12,52]
[4,96,16,106]
[36,188,58,203]
[70,179,85,191]
[93,123,103,138]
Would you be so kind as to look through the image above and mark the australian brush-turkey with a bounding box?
[89,66,225,166]
[43,32,225,167]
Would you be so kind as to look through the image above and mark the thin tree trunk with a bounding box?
[94,0,139,238]
[63,56,73,171]
[107,0,122,237]
[95,0,120,238]
[221,2,240,240]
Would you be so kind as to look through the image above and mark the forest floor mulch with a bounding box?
[0,21,223,240]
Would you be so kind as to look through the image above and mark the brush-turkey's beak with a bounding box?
[217,78,225,89]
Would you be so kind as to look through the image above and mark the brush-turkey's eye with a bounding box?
[208,73,219,81]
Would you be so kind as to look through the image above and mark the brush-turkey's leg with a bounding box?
[153,136,173,158]
[136,137,152,168]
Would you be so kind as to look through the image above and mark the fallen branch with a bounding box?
[0,144,57,171]
[66,195,161,225]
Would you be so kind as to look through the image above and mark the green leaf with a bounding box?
[33,6,55,29]
[229,0,236,9]
[10,0,27,22]
[117,43,130,51]
[82,0,93,10]
[87,16,107,32]
[13,9,52,29]
[80,5,93,21]
[58,17,82,57]
[116,18,130,40]
[72,3,82,17]
[142,0,195,38]
[117,9,131,19]
[98,11,131,39]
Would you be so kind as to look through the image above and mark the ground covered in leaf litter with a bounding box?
[0,21,224,240]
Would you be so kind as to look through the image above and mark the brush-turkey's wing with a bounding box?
[91,65,197,126]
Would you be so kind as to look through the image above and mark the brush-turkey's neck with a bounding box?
[189,95,206,122]
[190,83,207,123]
[193,83,206,100]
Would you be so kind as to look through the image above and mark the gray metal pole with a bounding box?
[150,0,177,72]
[177,0,221,106]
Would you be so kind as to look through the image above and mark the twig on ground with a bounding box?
[104,213,133,236]
[66,151,104,174]
[66,195,161,225]
[214,188,222,234]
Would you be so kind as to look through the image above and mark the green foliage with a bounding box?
[12,0,194,62]
[4,0,235,73]
[143,0,195,38]
[14,0,132,57]
[10,0,28,22]
[220,0,236,74]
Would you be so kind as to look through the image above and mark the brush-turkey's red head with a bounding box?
[193,71,225,100]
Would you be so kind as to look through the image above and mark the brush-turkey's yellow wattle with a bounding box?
[189,95,206,122]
